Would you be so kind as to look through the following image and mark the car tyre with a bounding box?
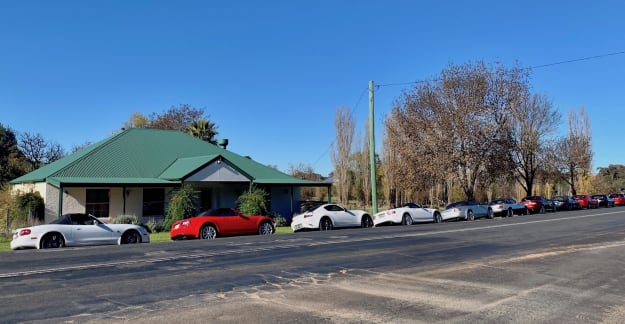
[505,208,512,217]
[466,210,474,221]
[258,221,274,235]
[199,224,217,239]
[402,214,413,225]
[487,208,494,219]
[121,230,141,244]
[361,215,373,228]
[319,217,333,231]
[433,212,442,223]
[540,206,545,214]
[40,232,65,249]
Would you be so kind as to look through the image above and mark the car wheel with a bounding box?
[258,221,274,235]
[540,206,545,214]
[434,212,442,223]
[361,215,373,228]
[524,207,529,215]
[466,210,474,221]
[121,230,141,244]
[402,214,413,225]
[319,217,333,231]
[40,233,65,249]
[506,208,512,217]
[487,208,494,219]
[199,224,217,239]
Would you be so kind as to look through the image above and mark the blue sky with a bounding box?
[2,1,624,176]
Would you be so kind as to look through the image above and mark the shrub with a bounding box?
[269,211,288,227]
[163,184,197,230]
[112,215,140,225]
[236,186,268,215]
[146,219,165,233]
[10,192,45,228]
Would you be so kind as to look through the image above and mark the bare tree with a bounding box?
[387,61,526,201]
[508,94,561,196]
[148,104,206,131]
[555,107,593,195]
[331,106,355,204]
[288,163,323,200]
[360,118,371,207]
[18,132,47,171]
[45,142,65,163]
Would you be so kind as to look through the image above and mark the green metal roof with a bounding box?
[11,128,327,187]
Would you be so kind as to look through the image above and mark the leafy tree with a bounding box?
[236,186,268,215]
[187,119,219,144]
[0,124,27,186]
[163,185,197,229]
[289,163,324,200]
[123,112,150,129]
[596,164,625,193]
[13,192,45,226]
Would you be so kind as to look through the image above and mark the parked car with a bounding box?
[11,213,150,250]
[609,193,625,206]
[573,194,599,209]
[170,207,275,240]
[373,202,443,226]
[551,195,581,211]
[440,200,493,221]
[489,198,528,217]
[520,196,556,214]
[291,203,373,232]
[591,194,615,208]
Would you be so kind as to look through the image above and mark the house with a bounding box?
[10,128,329,224]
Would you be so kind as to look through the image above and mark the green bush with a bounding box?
[269,211,288,227]
[11,192,45,228]
[146,219,165,233]
[236,186,268,215]
[112,215,140,225]
[163,184,197,229]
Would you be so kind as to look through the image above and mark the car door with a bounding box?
[70,214,115,245]
[325,205,354,228]
[228,209,256,234]
[411,205,430,222]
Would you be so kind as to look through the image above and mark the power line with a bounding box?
[375,50,625,89]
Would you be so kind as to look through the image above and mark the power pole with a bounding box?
[369,80,378,214]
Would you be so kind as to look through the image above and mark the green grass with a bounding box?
[0,226,295,252]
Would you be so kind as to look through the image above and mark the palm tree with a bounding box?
[187,119,218,144]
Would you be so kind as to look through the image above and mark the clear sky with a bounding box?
[1,1,623,176]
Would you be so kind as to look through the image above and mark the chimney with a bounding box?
[217,138,229,150]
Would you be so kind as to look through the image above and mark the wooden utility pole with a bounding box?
[369,80,378,214]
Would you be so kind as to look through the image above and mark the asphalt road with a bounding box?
[3,207,625,323]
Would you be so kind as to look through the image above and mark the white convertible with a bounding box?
[373,202,443,226]
[291,203,373,232]
[11,213,150,250]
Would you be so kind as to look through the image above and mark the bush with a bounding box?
[236,186,268,215]
[269,211,288,227]
[10,192,45,229]
[163,184,197,230]
[146,219,165,233]
[112,215,140,225]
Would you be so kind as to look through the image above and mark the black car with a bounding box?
[551,195,581,211]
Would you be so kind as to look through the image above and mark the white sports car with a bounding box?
[489,198,528,217]
[373,202,443,226]
[291,203,373,232]
[11,213,151,250]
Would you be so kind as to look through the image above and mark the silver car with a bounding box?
[489,198,529,217]
[440,200,494,221]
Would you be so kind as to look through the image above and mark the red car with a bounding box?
[573,194,599,209]
[170,207,275,240]
[520,196,556,214]
[609,193,625,206]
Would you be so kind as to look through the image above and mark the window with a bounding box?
[143,188,165,217]
[86,189,109,218]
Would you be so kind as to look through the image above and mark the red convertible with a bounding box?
[170,208,275,240]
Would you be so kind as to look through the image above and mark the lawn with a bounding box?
[0,226,294,251]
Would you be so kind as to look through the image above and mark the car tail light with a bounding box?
[387,210,396,215]
[19,229,31,236]
[303,213,313,218]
